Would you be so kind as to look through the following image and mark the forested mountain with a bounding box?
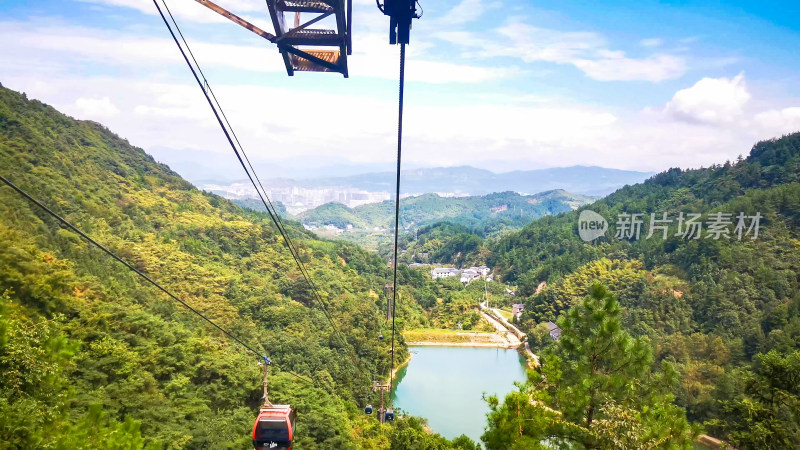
[484,133,800,447]
[0,85,478,448]
[296,190,593,253]
[299,190,592,233]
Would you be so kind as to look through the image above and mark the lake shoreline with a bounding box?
[406,341,518,349]
[381,353,412,387]
[391,353,412,380]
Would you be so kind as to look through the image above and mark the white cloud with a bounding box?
[665,73,750,124]
[640,38,663,48]
[572,54,685,82]
[0,21,516,85]
[436,0,501,26]
[74,96,120,118]
[495,23,602,64]
[78,0,265,23]
[6,69,798,178]
[436,23,687,82]
[0,22,284,73]
[754,107,800,135]
[661,73,799,138]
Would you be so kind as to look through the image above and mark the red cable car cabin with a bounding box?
[252,405,296,449]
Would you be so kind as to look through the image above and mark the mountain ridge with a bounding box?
[204,164,653,202]
[294,189,595,253]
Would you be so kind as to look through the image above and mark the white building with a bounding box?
[432,265,492,284]
[431,268,459,279]
[460,269,479,283]
[474,266,491,277]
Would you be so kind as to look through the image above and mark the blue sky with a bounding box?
[1,0,799,181]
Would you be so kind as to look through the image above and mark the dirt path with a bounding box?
[489,307,527,338]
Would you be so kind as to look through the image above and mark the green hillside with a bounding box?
[0,86,478,448]
[483,133,800,447]
[299,190,592,232]
[296,190,593,253]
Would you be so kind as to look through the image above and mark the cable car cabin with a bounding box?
[252,405,296,449]
[384,409,395,421]
[364,404,373,414]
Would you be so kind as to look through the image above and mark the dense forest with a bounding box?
[483,133,800,448]
[0,85,481,448]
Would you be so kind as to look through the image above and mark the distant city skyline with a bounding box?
[1,0,799,178]
[204,164,652,212]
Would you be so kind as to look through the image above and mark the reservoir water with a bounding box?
[391,346,527,444]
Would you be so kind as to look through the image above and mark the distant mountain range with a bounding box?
[293,165,652,197]
[208,165,652,213]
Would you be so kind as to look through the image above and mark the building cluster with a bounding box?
[511,303,524,320]
[302,223,354,234]
[430,266,490,283]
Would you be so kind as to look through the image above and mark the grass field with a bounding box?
[404,328,502,344]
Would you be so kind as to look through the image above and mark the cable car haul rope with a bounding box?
[0,174,312,384]
[151,0,421,440]
[5,0,425,447]
[1,0,421,444]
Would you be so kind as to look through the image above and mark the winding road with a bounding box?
[478,302,521,347]
[479,301,540,367]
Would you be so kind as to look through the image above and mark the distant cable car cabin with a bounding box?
[365,404,373,414]
[252,404,297,449]
[384,409,395,421]
[193,0,351,76]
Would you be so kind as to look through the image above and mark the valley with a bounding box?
[294,190,595,251]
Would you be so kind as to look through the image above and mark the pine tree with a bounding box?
[482,284,696,449]
[714,350,800,449]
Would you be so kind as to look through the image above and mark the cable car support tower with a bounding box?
[192,0,351,75]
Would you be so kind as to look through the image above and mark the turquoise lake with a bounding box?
[390,346,527,444]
